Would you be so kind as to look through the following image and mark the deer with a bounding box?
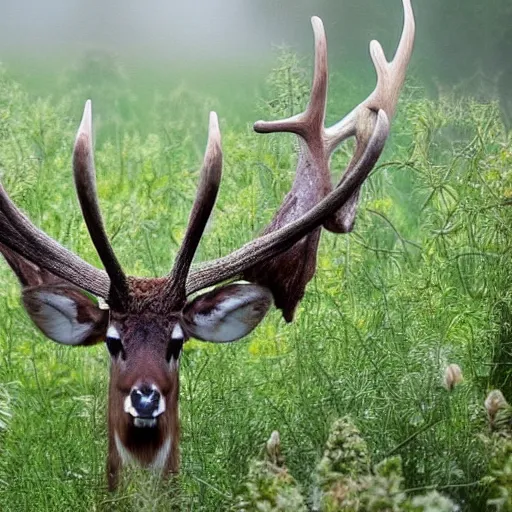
[0,0,414,491]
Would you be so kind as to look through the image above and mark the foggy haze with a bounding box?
[0,0,311,63]
[0,0,414,69]
[0,0,510,127]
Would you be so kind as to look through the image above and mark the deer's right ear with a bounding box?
[182,283,272,343]
[22,285,108,346]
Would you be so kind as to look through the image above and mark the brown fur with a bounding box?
[243,141,331,322]
[107,337,180,490]
[105,309,183,489]
[0,249,267,490]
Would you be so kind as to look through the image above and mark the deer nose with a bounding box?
[127,385,163,419]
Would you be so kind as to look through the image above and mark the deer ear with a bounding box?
[22,285,108,346]
[182,283,272,343]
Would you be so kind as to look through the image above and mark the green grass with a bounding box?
[0,54,511,511]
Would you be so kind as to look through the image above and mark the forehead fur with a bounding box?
[116,277,186,315]
[112,311,179,340]
[109,277,185,351]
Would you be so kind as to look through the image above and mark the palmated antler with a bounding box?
[187,0,415,320]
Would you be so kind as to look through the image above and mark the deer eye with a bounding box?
[105,326,124,359]
[166,339,183,363]
[166,324,184,362]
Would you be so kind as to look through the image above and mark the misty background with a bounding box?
[0,0,511,127]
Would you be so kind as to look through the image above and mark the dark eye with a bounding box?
[106,336,125,358]
[166,324,185,362]
[106,337,123,358]
[166,338,184,362]
[105,327,125,359]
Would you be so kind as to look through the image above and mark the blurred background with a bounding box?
[1,0,511,130]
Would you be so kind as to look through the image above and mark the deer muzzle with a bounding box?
[124,384,165,428]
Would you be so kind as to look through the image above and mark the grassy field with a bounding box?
[0,54,511,511]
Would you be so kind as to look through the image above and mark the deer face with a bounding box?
[106,313,182,429]
[20,277,272,431]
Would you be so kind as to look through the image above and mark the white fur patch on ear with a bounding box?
[183,283,272,343]
[23,289,99,345]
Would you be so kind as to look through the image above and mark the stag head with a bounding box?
[0,0,414,490]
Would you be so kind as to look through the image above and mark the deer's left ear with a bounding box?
[22,285,109,346]
[182,283,272,343]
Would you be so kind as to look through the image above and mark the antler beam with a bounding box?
[186,110,390,295]
[185,0,415,301]
[0,184,110,297]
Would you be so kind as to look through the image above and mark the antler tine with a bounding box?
[254,16,328,143]
[321,0,414,233]
[368,0,415,117]
[165,112,222,304]
[0,185,110,297]
[244,17,329,320]
[186,110,390,295]
[73,100,128,307]
[324,0,415,152]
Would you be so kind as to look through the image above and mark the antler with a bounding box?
[323,0,415,231]
[0,105,223,312]
[186,0,414,317]
[186,111,389,293]
[0,101,132,307]
[73,101,129,308]
[254,0,415,234]
[164,112,222,305]
[0,177,110,298]
[0,0,413,323]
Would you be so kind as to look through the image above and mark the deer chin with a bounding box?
[133,417,158,428]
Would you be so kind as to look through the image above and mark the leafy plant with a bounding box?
[235,418,458,511]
